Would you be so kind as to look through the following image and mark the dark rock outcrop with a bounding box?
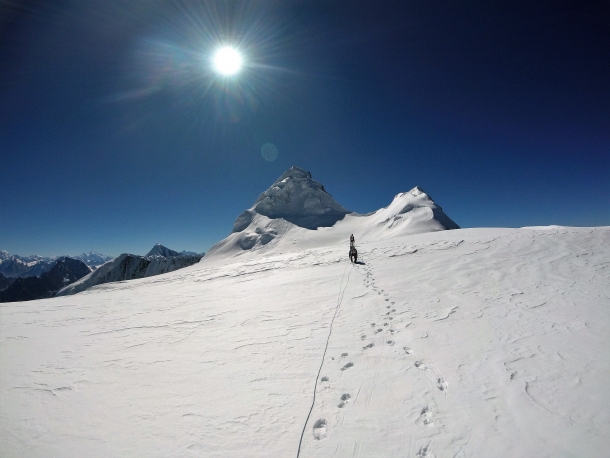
[0,257,91,303]
[57,246,204,296]
[0,273,16,292]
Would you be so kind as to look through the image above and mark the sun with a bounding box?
[212,46,243,76]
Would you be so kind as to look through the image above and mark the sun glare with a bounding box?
[212,46,243,76]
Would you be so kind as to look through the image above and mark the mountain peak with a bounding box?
[207,169,459,259]
[273,166,312,182]
[146,244,180,258]
[382,187,459,230]
[408,186,426,196]
[243,166,350,230]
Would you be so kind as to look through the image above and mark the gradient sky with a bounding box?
[1,0,608,257]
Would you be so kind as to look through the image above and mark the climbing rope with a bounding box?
[296,260,353,457]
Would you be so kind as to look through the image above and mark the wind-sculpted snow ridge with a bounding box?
[1,226,608,457]
[206,167,458,259]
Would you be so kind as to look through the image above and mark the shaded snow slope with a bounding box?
[56,249,203,296]
[1,226,608,457]
[207,167,458,259]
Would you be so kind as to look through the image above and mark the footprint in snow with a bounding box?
[386,340,395,346]
[437,377,448,391]
[360,334,366,340]
[363,343,374,350]
[403,347,413,354]
[313,419,327,440]
[320,376,329,382]
[415,360,426,369]
[341,362,354,371]
[417,443,432,456]
[419,406,433,426]
[341,352,348,358]
[338,393,351,408]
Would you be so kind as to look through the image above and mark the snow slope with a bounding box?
[1,225,608,457]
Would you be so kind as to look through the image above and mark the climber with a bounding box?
[349,234,357,263]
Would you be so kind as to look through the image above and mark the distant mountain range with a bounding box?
[0,245,204,301]
[0,257,91,302]
[0,250,113,279]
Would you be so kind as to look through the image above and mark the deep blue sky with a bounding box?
[1,0,608,257]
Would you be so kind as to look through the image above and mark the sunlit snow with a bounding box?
[1,168,608,457]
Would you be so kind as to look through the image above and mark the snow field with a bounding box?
[1,226,609,457]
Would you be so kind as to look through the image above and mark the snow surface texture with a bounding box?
[1,226,608,457]
[207,167,458,258]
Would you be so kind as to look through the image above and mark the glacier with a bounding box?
[0,168,608,457]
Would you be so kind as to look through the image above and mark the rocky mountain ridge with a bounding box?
[0,257,91,302]
[0,250,113,278]
[56,245,204,296]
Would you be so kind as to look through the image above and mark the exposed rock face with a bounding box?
[0,273,16,292]
[146,244,180,258]
[56,246,203,296]
[0,257,91,302]
[0,257,41,278]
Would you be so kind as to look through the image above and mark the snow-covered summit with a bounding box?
[206,167,458,259]
[73,251,114,267]
[233,166,351,233]
[369,186,459,232]
[146,244,180,258]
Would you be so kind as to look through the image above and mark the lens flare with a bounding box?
[212,46,243,75]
